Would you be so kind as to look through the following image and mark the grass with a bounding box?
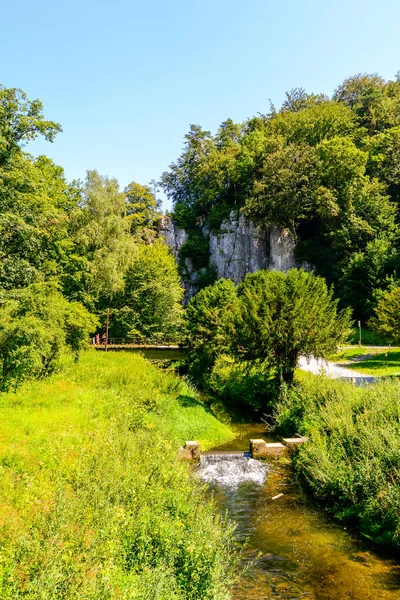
[275,375,400,548]
[347,325,390,346]
[328,347,400,376]
[0,350,237,599]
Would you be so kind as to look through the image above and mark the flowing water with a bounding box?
[199,425,400,600]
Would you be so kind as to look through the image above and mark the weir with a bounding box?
[199,452,268,487]
[179,436,309,460]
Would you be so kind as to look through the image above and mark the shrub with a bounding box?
[207,355,278,416]
[0,283,97,390]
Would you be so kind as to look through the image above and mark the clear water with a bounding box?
[199,425,400,600]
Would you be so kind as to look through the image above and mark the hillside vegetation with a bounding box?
[0,351,236,599]
[161,72,400,319]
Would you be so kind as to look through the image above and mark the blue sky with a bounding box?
[2,0,400,210]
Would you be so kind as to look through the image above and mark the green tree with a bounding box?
[183,278,239,382]
[124,181,160,232]
[0,85,61,164]
[0,283,97,390]
[106,239,183,342]
[65,170,136,306]
[333,73,396,133]
[368,286,400,343]
[243,139,319,229]
[339,239,400,319]
[234,269,351,386]
[366,126,400,204]
[0,154,76,291]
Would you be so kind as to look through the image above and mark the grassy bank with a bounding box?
[329,347,400,377]
[275,375,400,547]
[0,351,236,599]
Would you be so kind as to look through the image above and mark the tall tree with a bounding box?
[124,181,160,232]
[234,269,351,386]
[106,239,183,342]
[0,85,61,164]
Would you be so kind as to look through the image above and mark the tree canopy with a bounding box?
[0,84,182,386]
[161,72,400,319]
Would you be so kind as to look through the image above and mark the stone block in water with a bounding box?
[250,439,288,458]
[282,437,309,452]
[179,441,200,460]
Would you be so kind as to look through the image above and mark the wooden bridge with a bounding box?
[93,341,185,359]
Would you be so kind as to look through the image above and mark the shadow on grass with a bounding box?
[335,351,400,376]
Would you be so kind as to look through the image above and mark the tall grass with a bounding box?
[275,375,400,547]
[0,351,236,599]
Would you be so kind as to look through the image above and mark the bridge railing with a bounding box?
[90,336,180,347]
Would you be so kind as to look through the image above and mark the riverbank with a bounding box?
[0,351,236,599]
[275,373,400,548]
[200,429,400,600]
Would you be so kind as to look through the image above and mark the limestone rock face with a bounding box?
[159,215,188,259]
[269,226,297,272]
[160,211,298,299]
[208,212,268,283]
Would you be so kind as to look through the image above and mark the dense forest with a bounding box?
[161,72,400,320]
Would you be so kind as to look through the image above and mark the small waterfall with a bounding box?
[199,452,268,487]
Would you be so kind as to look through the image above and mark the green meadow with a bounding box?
[330,347,400,377]
[0,351,236,599]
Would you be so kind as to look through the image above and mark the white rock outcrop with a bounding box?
[160,211,297,298]
[207,212,268,282]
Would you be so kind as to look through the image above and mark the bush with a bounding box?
[206,355,278,416]
[183,279,239,384]
[0,283,97,390]
[274,375,400,547]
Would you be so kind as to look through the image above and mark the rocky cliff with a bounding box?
[160,211,298,299]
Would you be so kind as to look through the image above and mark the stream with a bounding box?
[199,424,400,600]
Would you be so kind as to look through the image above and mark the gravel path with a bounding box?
[298,356,369,379]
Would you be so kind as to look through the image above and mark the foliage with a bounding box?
[0,85,61,164]
[183,279,239,383]
[71,170,137,301]
[161,72,400,319]
[124,181,161,231]
[206,355,277,415]
[106,239,183,342]
[0,84,183,352]
[368,285,400,343]
[346,325,390,346]
[234,269,352,386]
[0,351,237,598]
[339,239,400,319]
[274,375,400,548]
[0,283,97,390]
[179,230,210,271]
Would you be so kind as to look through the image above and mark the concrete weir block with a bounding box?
[179,441,200,461]
[282,437,309,452]
[250,439,288,459]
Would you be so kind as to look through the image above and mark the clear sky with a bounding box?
[2,0,400,210]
